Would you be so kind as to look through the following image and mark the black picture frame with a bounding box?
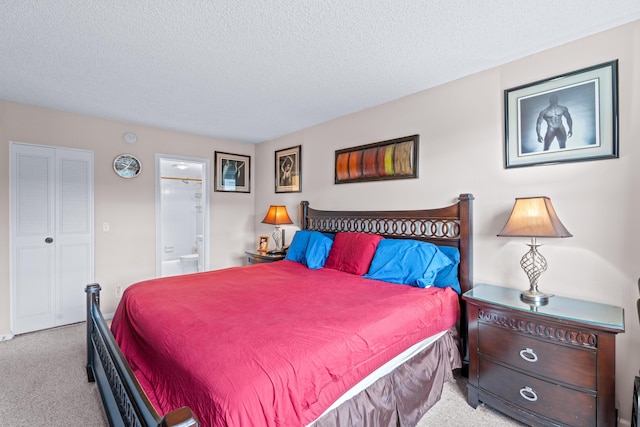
[275,145,301,193]
[335,135,419,184]
[504,60,618,168]
[214,151,250,193]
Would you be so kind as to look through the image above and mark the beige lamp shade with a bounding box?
[497,197,572,238]
[261,205,293,225]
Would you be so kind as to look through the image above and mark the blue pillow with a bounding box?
[284,230,313,262]
[434,245,461,294]
[304,232,334,269]
[363,239,452,289]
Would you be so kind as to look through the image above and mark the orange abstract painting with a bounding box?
[335,135,418,184]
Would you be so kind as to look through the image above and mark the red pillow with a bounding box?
[324,232,383,275]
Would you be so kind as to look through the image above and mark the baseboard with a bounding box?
[0,333,14,341]
[0,317,114,341]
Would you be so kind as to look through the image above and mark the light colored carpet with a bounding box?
[0,323,523,426]
[416,374,524,426]
[0,323,107,426]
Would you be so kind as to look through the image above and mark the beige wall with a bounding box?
[256,21,640,425]
[0,101,255,335]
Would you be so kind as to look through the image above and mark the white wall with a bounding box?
[255,20,640,425]
[160,178,202,261]
[0,101,256,334]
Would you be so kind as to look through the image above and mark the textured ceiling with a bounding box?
[2,1,640,144]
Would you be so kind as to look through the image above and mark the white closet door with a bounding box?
[55,149,94,326]
[12,144,56,334]
[10,143,93,334]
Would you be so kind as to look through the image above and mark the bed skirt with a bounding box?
[312,327,461,427]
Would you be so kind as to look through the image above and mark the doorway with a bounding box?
[156,154,210,277]
[10,142,94,334]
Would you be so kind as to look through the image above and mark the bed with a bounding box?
[85,193,474,427]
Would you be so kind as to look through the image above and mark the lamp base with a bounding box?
[520,289,553,304]
[519,238,553,305]
[272,225,283,251]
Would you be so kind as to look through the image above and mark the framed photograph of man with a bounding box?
[504,60,618,168]
[214,151,250,193]
[275,145,301,193]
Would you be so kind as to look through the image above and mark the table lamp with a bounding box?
[497,196,572,304]
[261,205,293,251]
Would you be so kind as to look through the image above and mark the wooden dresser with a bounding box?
[463,284,624,427]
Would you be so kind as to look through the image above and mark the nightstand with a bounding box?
[463,283,624,427]
[245,251,285,265]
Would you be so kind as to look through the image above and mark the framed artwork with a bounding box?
[335,134,419,184]
[257,235,269,252]
[214,151,250,193]
[275,145,301,193]
[504,60,618,168]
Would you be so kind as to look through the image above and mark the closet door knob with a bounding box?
[45,237,53,244]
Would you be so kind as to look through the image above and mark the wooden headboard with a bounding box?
[300,193,474,295]
[300,193,474,371]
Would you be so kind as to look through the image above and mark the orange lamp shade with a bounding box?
[261,205,293,225]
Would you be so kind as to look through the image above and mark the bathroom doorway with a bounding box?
[156,154,210,277]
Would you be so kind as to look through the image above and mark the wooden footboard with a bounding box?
[85,283,199,427]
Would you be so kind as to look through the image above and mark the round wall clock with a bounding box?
[113,154,142,178]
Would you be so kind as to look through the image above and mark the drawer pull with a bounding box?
[519,348,538,363]
[519,386,538,402]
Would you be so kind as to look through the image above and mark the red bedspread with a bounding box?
[111,260,460,426]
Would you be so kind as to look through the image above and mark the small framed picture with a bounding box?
[275,145,301,193]
[257,235,269,252]
[214,151,250,193]
[504,60,618,168]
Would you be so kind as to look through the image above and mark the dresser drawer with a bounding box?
[479,358,596,427]
[478,322,596,390]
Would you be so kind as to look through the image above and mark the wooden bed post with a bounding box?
[161,407,199,427]
[85,283,101,383]
[457,193,474,292]
[301,200,309,229]
[457,193,474,376]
